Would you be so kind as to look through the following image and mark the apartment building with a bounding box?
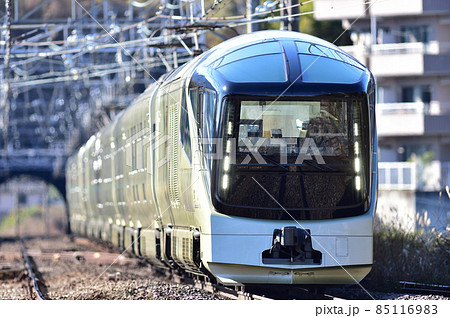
[314,0,450,231]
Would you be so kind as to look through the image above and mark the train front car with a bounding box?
[190,31,377,285]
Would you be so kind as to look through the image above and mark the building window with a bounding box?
[401,85,431,104]
[400,26,430,44]
[377,86,387,103]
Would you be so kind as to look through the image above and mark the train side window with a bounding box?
[198,91,203,135]
[203,90,216,171]
[134,125,137,171]
[141,121,145,170]
[142,183,147,202]
[130,127,134,170]
[203,90,216,140]
[181,95,192,162]
[189,88,198,118]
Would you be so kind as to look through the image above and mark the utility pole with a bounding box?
[282,0,300,32]
[290,0,300,32]
[246,0,260,33]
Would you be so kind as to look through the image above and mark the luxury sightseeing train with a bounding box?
[66,30,377,285]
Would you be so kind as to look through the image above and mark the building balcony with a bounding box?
[340,42,450,77]
[371,0,450,17]
[377,102,426,136]
[379,161,450,191]
[376,102,450,137]
[314,0,450,21]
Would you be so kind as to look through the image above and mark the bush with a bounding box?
[363,219,450,291]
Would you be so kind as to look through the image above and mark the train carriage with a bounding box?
[66,30,377,286]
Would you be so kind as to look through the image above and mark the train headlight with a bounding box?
[224,156,230,171]
[354,122,361,191]
[355,176,361,191]
[354,157,360,173]
[227,122,233,135]
[226,140,231,153]
[222,174,229,189]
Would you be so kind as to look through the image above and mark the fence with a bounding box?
[379,161,450,191]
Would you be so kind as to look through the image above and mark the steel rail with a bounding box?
[20,240,48,300]
[400,281,450,297]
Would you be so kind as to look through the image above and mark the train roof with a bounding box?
[204,30,344,59]
[191,30,372,96]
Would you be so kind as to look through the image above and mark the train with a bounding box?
[66,30,377,286]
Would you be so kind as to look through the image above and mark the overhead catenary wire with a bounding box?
[0,0,385,91]
[207,0,383,29]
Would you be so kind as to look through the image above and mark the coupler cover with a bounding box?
[262,227,322,265]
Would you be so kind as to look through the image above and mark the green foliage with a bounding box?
[363,220,450,291]
[407,151,435,165]
[300,2,352,45]
[0,206,42,231]
[48,184,63,201]
[204,1,352,47]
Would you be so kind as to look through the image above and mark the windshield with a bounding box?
[237,100,350,163]
[213,96,369,220]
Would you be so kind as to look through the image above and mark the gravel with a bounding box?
[0,236,223,300]
[1,236,447,300]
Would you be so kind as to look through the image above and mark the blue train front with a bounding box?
[188,31,377,285]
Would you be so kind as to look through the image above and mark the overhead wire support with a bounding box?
[0,1,217,173]
[1,0,12,153]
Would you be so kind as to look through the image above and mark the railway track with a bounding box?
[170,269,345,300]
[400,281,450,297]
[171,273,272,300]
[20,240,48,300]
[3,237,344,300]
[2,236,449,300]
